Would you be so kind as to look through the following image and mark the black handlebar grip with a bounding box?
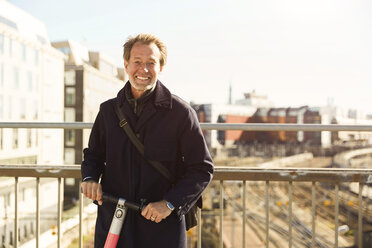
[102,192,118,203]
[102,192,142,211]
[125,201,141,211]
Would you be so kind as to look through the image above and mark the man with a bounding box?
[81,33,214,248]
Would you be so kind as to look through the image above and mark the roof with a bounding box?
[0,1,50,45]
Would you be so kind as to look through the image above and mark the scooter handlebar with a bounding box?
[102,192,142,212]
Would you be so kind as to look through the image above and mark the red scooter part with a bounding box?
[102,193,142,248]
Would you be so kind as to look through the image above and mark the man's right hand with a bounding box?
[81,181,103,205]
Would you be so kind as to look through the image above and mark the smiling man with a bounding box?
[81,33,214,248]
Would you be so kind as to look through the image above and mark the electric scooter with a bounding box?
[101,193,144,248]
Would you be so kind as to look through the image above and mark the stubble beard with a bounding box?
[129,78,157,92]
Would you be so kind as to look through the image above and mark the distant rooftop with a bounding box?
[0,0,50,45]
[235,90,274,108]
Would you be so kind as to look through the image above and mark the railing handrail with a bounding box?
[1,165,371,182]
[1,122,372,131]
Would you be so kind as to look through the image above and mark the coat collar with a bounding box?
[153,80,173,109]
[116,80,173,131]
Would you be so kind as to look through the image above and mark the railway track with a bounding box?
[206,155,372,247]
[223,182,335,247]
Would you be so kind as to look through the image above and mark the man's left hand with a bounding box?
[141,200,172,223]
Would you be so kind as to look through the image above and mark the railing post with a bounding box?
[57,178,63,248]
[334,183,339,248]
[288,181,293,248]
[14,177,19,248]
[197,206,202,248]
[265,180,269,248]
[36,177,40,248]
[311,181,316,248]
[242,180,246,248]
[79,180,83,248]
[358,183,363,248]
[219,180,224,248]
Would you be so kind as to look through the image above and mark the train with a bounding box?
[192,103,372,155]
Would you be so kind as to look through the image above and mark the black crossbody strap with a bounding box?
[114,99,176,183]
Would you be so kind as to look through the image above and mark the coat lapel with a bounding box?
[136,103,157,131]
[116,85,138,128]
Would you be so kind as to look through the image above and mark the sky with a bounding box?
[8,0,372,114]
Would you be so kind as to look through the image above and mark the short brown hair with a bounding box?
[123,33,167,66]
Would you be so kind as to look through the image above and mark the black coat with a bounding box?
[81,81,214,248]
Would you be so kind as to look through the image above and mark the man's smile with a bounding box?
[136,76,150,80]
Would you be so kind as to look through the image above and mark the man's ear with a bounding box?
[124,60,128,71]
[159,65,163,73]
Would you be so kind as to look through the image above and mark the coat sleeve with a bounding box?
[163,107,214,217]
[81,107,106,182]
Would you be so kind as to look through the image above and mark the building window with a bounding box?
[0,63,3,88]
[58,47,71,63]
[64,148,75,164]
[34,49,39,65]
[9,38,12,56]
[35,75,39,92]
[27,71,32,91]
[20,98,26,119]
[65,87,76,105]
[65,130,75,146]
[13,67,19,89]
[27,129,32,148]
[0,33,3,54]
[64,108,75,122]
[64,71,75,85]
[0,95,3,119]
[21,43,26,61]
[12,129,18,149]
[0,129,3,150]
[33,101,38,120]
[8,96,12,119]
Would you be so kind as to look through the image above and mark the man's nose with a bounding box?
[139,63,149,72]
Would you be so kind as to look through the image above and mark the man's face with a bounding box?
[124,42,163,93]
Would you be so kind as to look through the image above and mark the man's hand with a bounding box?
[141,200,172,223]
[81,181,103,205]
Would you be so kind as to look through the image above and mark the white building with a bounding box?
[0,0,65,165]
[0,1,65,246]
[321,105,372,144]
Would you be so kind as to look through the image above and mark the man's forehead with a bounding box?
[132,56,157,61]
[130,42,161,59]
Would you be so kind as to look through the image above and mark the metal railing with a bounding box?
[1,166,372,248]
[1,122,372,131]
[1,122,372,248]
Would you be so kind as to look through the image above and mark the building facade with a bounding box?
[0,1,65,165]
[0,1,65,246]
[52,40,125,208]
